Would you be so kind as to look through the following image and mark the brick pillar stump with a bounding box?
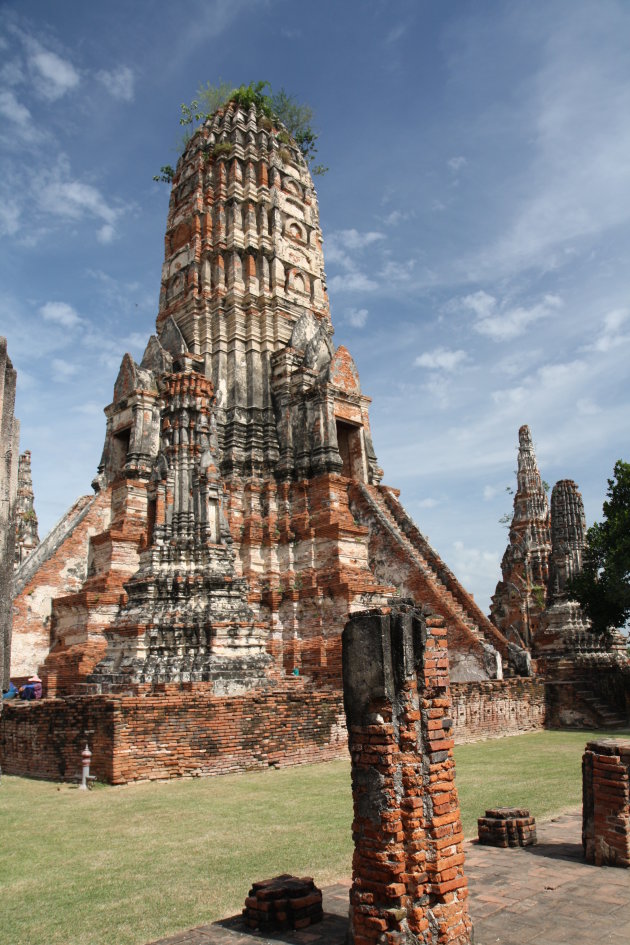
[342,601,472,945]
[583,738,630,867]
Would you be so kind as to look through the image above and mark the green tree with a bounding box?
[569,460,630,636]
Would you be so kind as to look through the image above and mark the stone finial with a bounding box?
[518,423,533,449]
[15,450,40,568]
[489,425,551,649]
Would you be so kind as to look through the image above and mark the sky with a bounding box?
[1,0,629,613]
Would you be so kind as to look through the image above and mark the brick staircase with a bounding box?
[574,685,627,728]
[349,481,510,674]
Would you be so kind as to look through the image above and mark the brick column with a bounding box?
[583,738,630,867]
[342,601,471,945]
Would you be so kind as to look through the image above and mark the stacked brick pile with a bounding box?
[243,875,323,931]
[343,601,472,945]
[477,808,537,847]
[583,738,630,867]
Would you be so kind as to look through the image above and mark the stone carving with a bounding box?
[490,425,551,649]
[91,371,270,693]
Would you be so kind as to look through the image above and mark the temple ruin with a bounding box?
[490,428,629,726]
[1,102,627,782]
[8,101,512,699]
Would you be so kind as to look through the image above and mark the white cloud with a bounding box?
[463,4,630,279]
[414,347,468,372]
[328,272,379,293]
[39,178,118,225]
[96,224,116,244]
[25,40,80,100]
[417,497,439,509]
[96,66,135,102]
[0,201,20,236]
[380,208,414,227]
[450,540,501,599]
[40,301,82,328]
[483,485,499,501]
[51,357,79,381]
[72,401,105,417]
[326,229,387,294]
[576,398,600,417]
[386,24,406,44]
[346,307,368,328]
[447,156,467,172]
[0,58,24,86]
[588,308,630,353]
[459,291,563,341]
[0,90,31,126]
[328,229,385,252]
[381,259,416,282]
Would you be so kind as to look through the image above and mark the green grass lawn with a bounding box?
[1,727,627,945]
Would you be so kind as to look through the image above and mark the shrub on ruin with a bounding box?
[155,80,327,181]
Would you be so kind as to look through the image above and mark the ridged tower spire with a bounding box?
[490,425,551,647]
[14,450,39,567]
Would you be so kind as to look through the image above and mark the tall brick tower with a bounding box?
[490,425,551,648]
[534,479,590,657]
[19,99,510,696]
[1,338,19,697]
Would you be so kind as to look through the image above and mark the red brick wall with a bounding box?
[0,677,548,784]
[450,679,546,743]
[0,681,347,784]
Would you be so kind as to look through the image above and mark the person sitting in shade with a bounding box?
[2,680,18,699]
[19,674,42,700]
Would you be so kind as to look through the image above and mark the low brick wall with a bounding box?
[1,676,549,784]
[0,681,347,784]
[451,678,546,742]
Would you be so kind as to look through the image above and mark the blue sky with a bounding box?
[1,0,629,612]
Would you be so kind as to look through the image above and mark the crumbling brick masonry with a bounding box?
[343,601,472,945]
[583,737,630,868]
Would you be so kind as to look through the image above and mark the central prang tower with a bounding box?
[38,100,510,696]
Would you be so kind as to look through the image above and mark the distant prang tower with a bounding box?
[28,101,512,696]
[490,425,551,649]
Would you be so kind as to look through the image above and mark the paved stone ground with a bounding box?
[150,810,629,945]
